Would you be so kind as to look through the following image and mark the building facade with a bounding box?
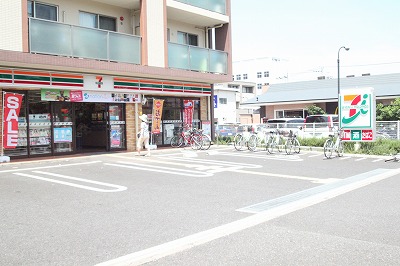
[0,0,232,159]
[213,81,258,124]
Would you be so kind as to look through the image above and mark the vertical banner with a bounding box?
[183,100,194,127]
[152,99,164,134]
[3,93,24,149]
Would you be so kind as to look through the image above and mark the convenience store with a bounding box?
[0,68,211,159]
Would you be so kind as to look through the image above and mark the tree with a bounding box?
[376,98,400,121]
[306,104,326,115]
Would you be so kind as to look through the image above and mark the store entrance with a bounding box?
[75,103,107,152]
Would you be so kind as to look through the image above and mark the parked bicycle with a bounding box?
[233,131,252,151]
[247,128,268,152]
[170,125,210,150]
[284,129,300,155]
[265,129,285,154]
[323,127,344,158]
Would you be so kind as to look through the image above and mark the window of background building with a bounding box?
[177,32,198,46]
[257,72,262,78]
[79,11,116,31]
[243,74,248,80]
[219,98,227,104]
[28,1,58,21]
[236,74,241,80]
[242,87,253,93]
[264,71,269,77]
[257,83,262,90]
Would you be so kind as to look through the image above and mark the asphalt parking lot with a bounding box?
[1,146,400,265]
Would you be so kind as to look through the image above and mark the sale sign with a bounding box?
[3,93,24,149]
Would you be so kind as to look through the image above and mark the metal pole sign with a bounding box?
[339,87,376,142]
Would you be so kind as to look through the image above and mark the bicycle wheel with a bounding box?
[171,135,184,148]
[266,135,275,154]
[285,138,293,155]
[200,134,211,150]
[234,134,244,151]
[337,140,344,157]
[248,134,258,152]
[293,138,301,154]
[276,136,283,152]
[190,135,202,150]
[323,139,334,158]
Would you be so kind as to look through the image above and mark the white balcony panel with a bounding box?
[167,0,229,27]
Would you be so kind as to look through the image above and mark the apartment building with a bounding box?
[0,0,232,159]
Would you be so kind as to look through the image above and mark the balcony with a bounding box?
[29,18,141,64]
[174,0,226,14]
[168,42,228,74]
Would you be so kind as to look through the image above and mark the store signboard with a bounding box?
[339,87,376,142]
[41,89,140,103]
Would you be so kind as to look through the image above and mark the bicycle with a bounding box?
[323,127,344,158]
[265,129,284,154]
[284,130,300,155]
[247,128,268,152]
[233,131,252,151]
[170,126,209,150]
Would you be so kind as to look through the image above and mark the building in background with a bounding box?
[213,81,258,125]
[0,0,232,159]
[242,73,400,121]
[232,57,289,95]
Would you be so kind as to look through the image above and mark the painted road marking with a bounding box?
[13,171,127,192]
[355,157,367,161]
[0,161,101,173]
[110,155,328,183]
[96,167,400,266]
[308,154,321,158]
[237,168,396,213]
[215,151,303,161]
[372,158,384,162]
[105,161,214,177]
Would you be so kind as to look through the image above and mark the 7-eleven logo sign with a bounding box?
[340,88,374,128]
[95,76,103,88]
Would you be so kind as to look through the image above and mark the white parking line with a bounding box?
[13,171,127,192]
[105,161,214,177]
[0,161,102,173]
[372,158,384,162]
[355,157,367,161]
[96,167,400,266]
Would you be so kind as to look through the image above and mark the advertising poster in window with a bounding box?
[2,92,24,149]
[151,99,164,134]
[183,100,194,127]
[110,125,122,148]
[53,127,73,143]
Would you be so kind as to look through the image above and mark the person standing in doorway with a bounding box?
[137,114,150,156]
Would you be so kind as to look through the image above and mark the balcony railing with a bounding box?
[168,42,228,74]
[29,18,141,64]
[174,0,226,15]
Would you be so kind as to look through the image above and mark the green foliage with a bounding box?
[376,98,400,121]
[306,104,326,115]
[298,137,326,147]
[215,136,234,144]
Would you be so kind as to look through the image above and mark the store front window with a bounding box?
[142,97,201,146]
[28,91,52,155]
[109,104,126,150]
[53,102,73,153]
[3,90,127,158]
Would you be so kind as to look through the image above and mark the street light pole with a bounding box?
[337,46,350,116]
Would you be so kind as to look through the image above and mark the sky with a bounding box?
[231,0,400,81]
